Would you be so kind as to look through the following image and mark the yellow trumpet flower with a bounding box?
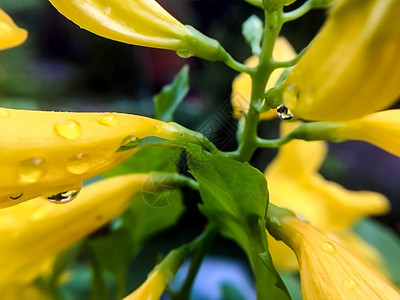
[332,109,400,158]
[282,0,400,121]
[231,37,296,119]
[270,216,400,300]
[0,107,180,207]
[0,173,152,297]
[0,9,27,50]
[124,247,186,300]
[265,121,389,270]
[48,0,226,61]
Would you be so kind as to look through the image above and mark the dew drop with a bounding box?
[47,185,81,204]
[54,119,82,140]
[104,6,112,15]
[18,157,47,184]
[0,108,10,118]
[277,105,294,121]
[321,241,336,254]
[176,50,193,58]
[66,153,91,175]
[343,279,358,290]
[121,135,140,148]
[97,113,118,127]
[9,193,23,200]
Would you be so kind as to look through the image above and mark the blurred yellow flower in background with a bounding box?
[270,216,400,300]
[265,121,389,271]
[232,37,296,119]
[332,109,400,158]
[0,8,27,50]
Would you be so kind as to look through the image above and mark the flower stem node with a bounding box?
[263,0,297,12]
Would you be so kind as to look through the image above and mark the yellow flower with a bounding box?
[0,173,152,296]
[332,109,400,158]
[282,0,400,121]
[231,37,296,119]
[0,9,27,50]
[48,0,226,61]
[124,248,186,300]
[0,107,180,207]
[265,121,389,270]
[270,216,400,300]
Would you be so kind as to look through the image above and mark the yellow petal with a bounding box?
[274,217,400,300]
[0,9,27,50]
[0,173,151,288]
[265,121,389,270]
[334,109,400,157]
[283,0,400,121]
[124,269,168,300]
[0,107,179,207]
[231,37,296,119]
[48,0,189,50]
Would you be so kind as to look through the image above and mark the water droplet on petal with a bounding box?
[321,241,336,254]
[54,119,82,140]
[66,153,91,175]
[176,50,193,58]
[121,135,140,148]
[18,157,47,184]
[47,185,81,204]
[97,113,118,127]
[9,193,23,200]
[0,108,10,118]
[343,279,358,290]
[104,6,111,15]
[277,105,294,120]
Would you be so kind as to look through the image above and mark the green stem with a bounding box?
[255,133,294,148]
[223,52,253,73]
[282,0,313,22]
[173,225,218,300]
[271,45,309,68]
[235,9,284,162]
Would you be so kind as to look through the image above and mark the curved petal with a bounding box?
[0,107,180,207]
[0,9,27,50]
[283,0,400,121]
[273,217,400,300]
[334,109,400,158]
[0,173,151,289]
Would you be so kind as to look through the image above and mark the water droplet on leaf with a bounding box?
[47,185,81,204]
[18,157,47,184]
[67,153,91,175]
[97,113,118,127]
[54,119,82,140]
[277,105,294,120]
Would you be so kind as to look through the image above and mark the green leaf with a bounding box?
[186,146,290,299]
[154,65,189,122]
[122,189,185,247]
[354,218,400,286]
[104,147,181,177]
